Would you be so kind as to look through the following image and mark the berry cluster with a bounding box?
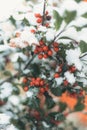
[30,77,49,93]
[67,90,84,98]
[35,11,51,27]
[69,66,77,73]
[34,40,59,59]
[23,77,49,93]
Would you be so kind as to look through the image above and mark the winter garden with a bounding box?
[0,0,87,130]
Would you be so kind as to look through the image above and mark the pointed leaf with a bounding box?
[79,41,87,53]
[82,13,87,18]
[64,10,77,24]
[53,10,63,30]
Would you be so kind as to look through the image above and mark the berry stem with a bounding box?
[42,0,46,25]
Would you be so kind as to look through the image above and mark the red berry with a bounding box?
[31,78,36,81]
[40,88,45,93]
[35,13,41,18]
[45,85,49,91]
[45,23,50,27]
[43,54,48,59]
[23,78,27,83]
[24,86,29,91]
[48,50,53,56]
[0,100,5,106]
[54,47,59,52]
[70,66,76,73]
[34,49,38,54]
[30,29,36,33]
[38,47,43,52]
[36,77,41,81]
[54,73,60,78]
[58,67,62,73]
[45,11,49,15]
[43,46,49,51]
[30,82,34,86]
[63,80,68,86]
[40,80,44,86]
[36,18,42,23]
[39,40,44,45]
[35,81,40,86]
[38,54,43,59]
[53,42,58,47]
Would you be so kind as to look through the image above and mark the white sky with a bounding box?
[0,0,23,21]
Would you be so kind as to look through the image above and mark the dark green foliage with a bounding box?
[74,99,85,111]
[59,102,67,112]
[51,87,62,96]
[30,63,41,76]
[79,40,87,53]
[45,92,56,109]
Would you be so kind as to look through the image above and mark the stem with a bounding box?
[79,53,87,59]
[54,29,66,41]
[42,0,46,25]
[24,54,36,69]
[0,55,36,85]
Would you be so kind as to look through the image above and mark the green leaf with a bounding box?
[31,63,41,76]
[22,18,30,26]
[79,41,87,53]
[53,10,63,30]
[59,102,67,112]
[75,0,82,3]
[74,101,85,111]
[64,10,77,24]
[49,112,65,121]
[82,13,87,18]
[59,36,73,40]
[3,70,12,76]
[51,87,62,96]
[45,93,55,109]
[9,16,16,26]
[28,97,40,109]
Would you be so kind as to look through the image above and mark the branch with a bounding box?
[42,0,46,25]
[0,55,36,85]
[54,29,66,41]
[79,53,87,59]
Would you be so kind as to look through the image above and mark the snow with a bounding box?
[38,25,47,32]
[7,125,18,130]
[25,13,37,25]
[46,29,56,41]
[64,71,76,84]
[0,0,24,21]
[0,113,18,130]
[0,113,10,124]
[55,77,63,86]
[10,52,27,62]
[26,91,33,98]
[78,28,87,42]
[10,29,39,48]
[8,95,20,106]
[0,82,13,99]
[66,48,82,70]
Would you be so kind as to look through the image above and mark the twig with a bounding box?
[54,29,66,41]
[79,53,87,59]
[42,0,46,25]
[24,54,36,70]
[0,55,36,85]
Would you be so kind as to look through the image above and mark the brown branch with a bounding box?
[42,0,46,25]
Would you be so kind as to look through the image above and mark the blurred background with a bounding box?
[0,0,87,130]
